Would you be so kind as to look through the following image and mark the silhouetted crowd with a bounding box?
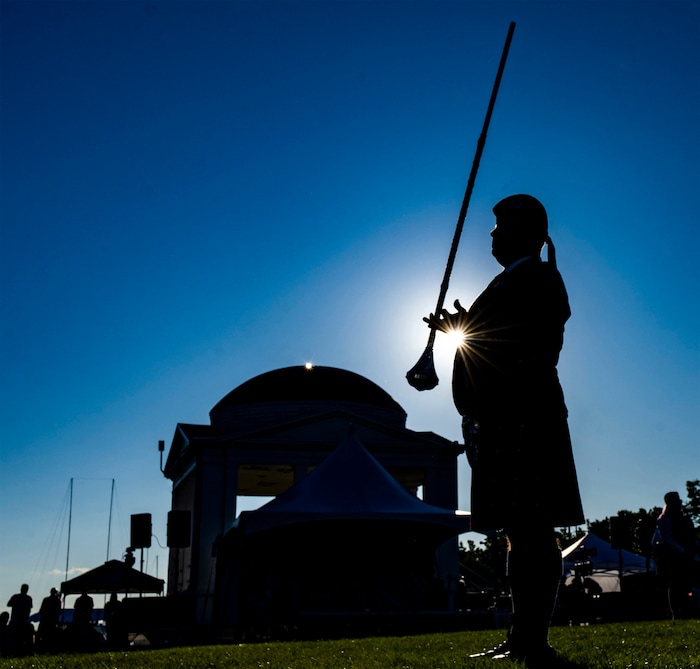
[1,584,129,656]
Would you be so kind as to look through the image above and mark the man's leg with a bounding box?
[506,524,561,659]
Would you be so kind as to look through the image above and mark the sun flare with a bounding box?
[443,328,466,351]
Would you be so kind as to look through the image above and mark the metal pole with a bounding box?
[65,478,73,584]
[60,478,74,625]
[407,21,516,391]
[106,478,115,561]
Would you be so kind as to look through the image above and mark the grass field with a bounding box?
[1,620,698,669]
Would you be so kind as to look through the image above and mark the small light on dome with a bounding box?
[304,362,313,370]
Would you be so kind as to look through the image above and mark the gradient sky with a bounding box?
[1,0,698,611]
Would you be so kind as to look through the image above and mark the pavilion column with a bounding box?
[423,464,458,510]
[223,455,239,532]
[193,448,227,625]
[423,461,461,608]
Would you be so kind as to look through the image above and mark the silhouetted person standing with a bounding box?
[73,590,94,627]
[37,588,61,650]
[426,194,584,666]
[105,593,127,649]
[0,611,10,656]
[652,491,700,619]
[6,584,33,655]
[7,584,32,627]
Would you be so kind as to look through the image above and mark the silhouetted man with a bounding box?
[7,584,32,627]
[6,584,33,654]
[105,592,127,649]
[426,194,584,665]
[652,490,700,619]
[37,588,61,649]
[73,590,94,627]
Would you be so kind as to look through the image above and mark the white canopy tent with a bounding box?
[562,532,652,593]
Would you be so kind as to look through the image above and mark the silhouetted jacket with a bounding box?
[652,509,700,556]
[453,257,584,530]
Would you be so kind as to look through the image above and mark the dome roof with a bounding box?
[213,365,404,411]
[209,365,406,430]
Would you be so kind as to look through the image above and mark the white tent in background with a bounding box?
[562,532,652,593]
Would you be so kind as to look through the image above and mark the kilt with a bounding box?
[466,415,584,533]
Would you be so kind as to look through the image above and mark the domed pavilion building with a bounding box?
[162,365,469,638]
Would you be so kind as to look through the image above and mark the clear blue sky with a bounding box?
[1,0,698,611]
